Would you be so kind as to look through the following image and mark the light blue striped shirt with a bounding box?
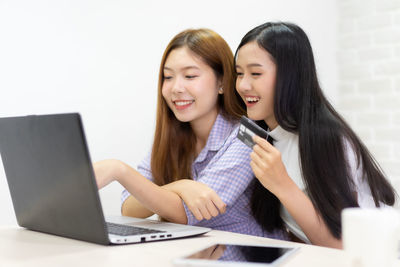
[122,113,286,239]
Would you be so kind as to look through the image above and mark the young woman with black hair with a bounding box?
[235,22,396,248]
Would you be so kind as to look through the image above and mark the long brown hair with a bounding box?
[151,28,245,186]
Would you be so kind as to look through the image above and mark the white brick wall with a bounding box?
[337,0,400,198]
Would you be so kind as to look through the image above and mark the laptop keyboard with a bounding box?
[106,222,165,236]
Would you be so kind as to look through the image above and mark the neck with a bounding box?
[265,116,278,130]
[190,109,219,155]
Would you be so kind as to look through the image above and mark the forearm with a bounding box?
[276,179,342,248]
[116,161,188,224]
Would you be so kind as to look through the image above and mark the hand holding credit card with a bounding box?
[237,116,269,148]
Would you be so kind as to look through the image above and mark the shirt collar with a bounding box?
[268,125,295,142]
[195,113,235,162]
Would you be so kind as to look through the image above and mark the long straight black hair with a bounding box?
[235,22,396,238]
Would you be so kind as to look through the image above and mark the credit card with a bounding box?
[237,116,269,148]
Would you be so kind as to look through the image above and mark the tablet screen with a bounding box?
[184,244,296,264]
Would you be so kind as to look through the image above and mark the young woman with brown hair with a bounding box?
[94,28,285,239]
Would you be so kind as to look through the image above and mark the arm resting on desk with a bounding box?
[95,159,188,224]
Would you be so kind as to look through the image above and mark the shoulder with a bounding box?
[207,114,251,154]
[215,123,252,162]
[213,113,239,139]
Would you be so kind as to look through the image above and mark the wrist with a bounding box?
[164,179,191,195]
[274,174,298,201]
[111,159,129,184]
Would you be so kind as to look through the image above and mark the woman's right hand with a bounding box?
[164,179,226,221]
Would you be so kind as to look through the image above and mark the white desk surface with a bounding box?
[0,225,398,267]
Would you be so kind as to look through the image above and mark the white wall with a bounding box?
[336,0,400,199]
[0,0,337,225]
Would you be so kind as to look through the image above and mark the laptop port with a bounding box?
[167,234,172,237]
[159,235,165,238]
[150,235,156,238]
[140,237,146,242]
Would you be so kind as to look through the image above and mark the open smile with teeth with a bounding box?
[174,100,194,106]
[245,97,260,103]
[173,100,195,110]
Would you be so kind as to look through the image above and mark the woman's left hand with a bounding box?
[163,179,226,221]
[250,135,292,195]
[93,159,122,189]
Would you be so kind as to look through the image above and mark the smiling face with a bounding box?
[162,47,221,128]
[235,41,278,129]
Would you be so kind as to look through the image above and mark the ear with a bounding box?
[217,79,224,94]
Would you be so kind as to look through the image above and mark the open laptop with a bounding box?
[0,113,211,245]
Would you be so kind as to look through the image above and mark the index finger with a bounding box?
[211,195,227,214]
[252,135,273,151]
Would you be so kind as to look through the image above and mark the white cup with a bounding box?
[342,207,400,267]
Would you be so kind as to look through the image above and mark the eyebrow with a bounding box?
[235,63,263,68]
[163,66,200,71]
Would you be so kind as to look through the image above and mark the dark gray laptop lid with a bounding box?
[0,113,109,244]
